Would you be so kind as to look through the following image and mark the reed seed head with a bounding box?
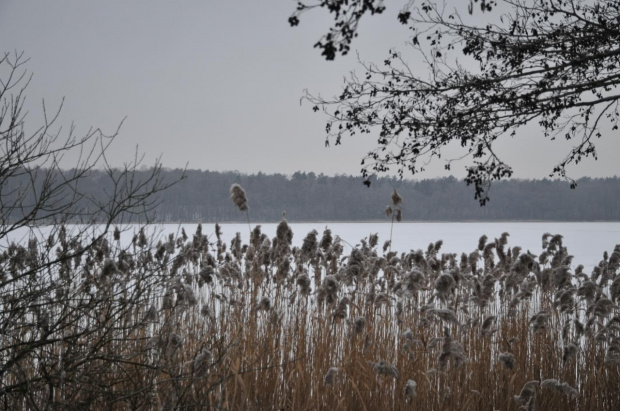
[405,379,417,399]
[391,189,402,206]
[324,367,339,386]
[230,184,249,211]
[498,352,515,370]
[369,360,399,378]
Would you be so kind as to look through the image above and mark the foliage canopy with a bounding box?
[291,0,620,204]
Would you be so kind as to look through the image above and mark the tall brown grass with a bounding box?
[1,222,619,410]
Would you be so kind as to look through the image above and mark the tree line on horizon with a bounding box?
[147,169,619,223]
[7,168,618,223]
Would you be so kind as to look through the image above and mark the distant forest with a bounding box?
[12,168,618,223]
[145,169,619,222]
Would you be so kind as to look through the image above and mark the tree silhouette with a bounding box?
[0,52,185,407]
[291,0,620,204]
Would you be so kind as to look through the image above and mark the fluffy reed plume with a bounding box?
[373,292,392,307]
[555,287,577,313]
[395,209,402,222]
[562,343,578,365]
[166,333,183,356]
[577,280,597,302]
[253,297,272,311]
[498,352,515,370]
[301,230,318,261]
[277,218,293,243]
[333,297,350,321]
[605,337,620,364]
[386,189,403,252]
[438,327,466,369]
[399,269,425,294]
[480,315,497,336]
[229,184,248,212]
[352,316,366,335]
[514,380,539,405]
[192,349,212,378]
[101,259,118,278]
[147,335,164,350]
[368,232,379,248]
[590,296,615,317]
[143,305,159,323]
[318,275,339,305]
[215,222,222,241]
[478,234,488,251]
[391,189,403,206]
[434,273,455,304]
[402,328,414,341]
[541,379,579,398]
[429,308,460,325]
[402,329,424,352]
[530,311,549,332]
[540,378,560,389]
[162,288,174,309]
[324,367,339,386]
[383,240,391,252]
[169,333,183,347]
[113,226,121,241]
[230,183,251,235]
[276,258,291,281]
[611,276,620,302]
[347,248,365,277]
[178,283,197,306]
[498,231,510,248]
[250,224,263,248]
[199,266,214,284]
[369,360,399,378]
[200,305,213,319]
[320,227,333,251]
[296,273,311,295]
[404,380,417,400]
[467,250,480,275]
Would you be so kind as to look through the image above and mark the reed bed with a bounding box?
[1,221,619,410]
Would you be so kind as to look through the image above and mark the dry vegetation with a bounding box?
[2,49,620,410]
[1,216,620,410]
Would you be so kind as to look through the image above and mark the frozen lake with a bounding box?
[161,221,619,271]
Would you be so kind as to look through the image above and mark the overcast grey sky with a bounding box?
[0,0,618,179]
